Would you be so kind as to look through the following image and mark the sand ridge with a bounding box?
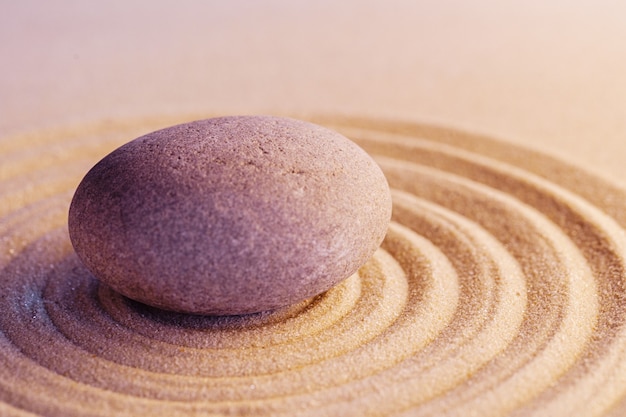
[1,115,626,416]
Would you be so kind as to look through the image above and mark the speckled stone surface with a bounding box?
[68,116,392,315]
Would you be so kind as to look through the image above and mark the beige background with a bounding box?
[2,0,626,185]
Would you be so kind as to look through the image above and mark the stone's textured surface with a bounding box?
[68,116,392,315]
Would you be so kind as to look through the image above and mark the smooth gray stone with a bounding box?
[69,116,392,315]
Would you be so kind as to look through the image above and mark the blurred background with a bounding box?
[2,0,626,184]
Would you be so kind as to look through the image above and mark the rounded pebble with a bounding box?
[68,116,392,315]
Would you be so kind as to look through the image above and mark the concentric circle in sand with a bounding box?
[1,115,626,416]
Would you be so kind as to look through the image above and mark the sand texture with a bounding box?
[1,115,626,416]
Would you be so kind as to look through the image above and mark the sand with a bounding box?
[0,115,626,416]
[3,1,626,416]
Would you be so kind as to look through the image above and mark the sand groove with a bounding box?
[1,116,626,416]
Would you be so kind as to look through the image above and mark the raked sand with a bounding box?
[2,115,626,415]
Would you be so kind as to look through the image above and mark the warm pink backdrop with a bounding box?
[2,1,626,184]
